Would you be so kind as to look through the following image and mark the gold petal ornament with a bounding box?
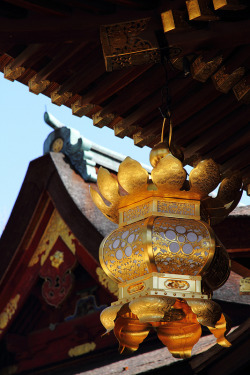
[97,167,120,203]
[151,154,186,192]
[189,159,221,198]
[90,141,241,358]
[118,157,149,194]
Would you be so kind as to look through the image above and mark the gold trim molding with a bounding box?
[119,197,200,226]
[68,342,96,357]
[28,209,77,267]
[0,295,20,335]
[113,272,207,306]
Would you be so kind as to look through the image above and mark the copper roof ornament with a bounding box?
[90,63,243,357]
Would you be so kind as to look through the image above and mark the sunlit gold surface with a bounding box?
[151,154,186,192]
[129,296,176,322]
[116,272,206,303]
[208,313,231,347]
[186,299,222,327]
[90,150,241,224]
[100,296,231,358]
[100,215,215,284]
[90,147,236,359]
[189,159,221,198]
[119,197,200,226]
[68,342,96,357]
[118,157,149,194]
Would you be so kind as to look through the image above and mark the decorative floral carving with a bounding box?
[50,250,64,268]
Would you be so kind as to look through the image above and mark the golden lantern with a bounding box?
[90,141,242,358]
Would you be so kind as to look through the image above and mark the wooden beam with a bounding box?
[99,65,164,117]
[85,64,152,106]
[213,0,247,11]
[231,260,250,277]
[0,7,162,45]
[203,120,250,164]
[161,10,191,33]
[175,92,239,146]
[228,248,250,258]
[186,0,219,21]
[166,19,250,56]
[222,146,250,173]
[172,80,221,127]
[4,0,71,16]
[184,105,249,159]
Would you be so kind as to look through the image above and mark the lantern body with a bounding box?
[100,198,230,303]
[90,153,240,358]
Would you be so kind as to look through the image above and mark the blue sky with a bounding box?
[0,73,249,233]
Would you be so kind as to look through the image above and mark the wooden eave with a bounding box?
[0,0,249,188]
[0,152,116,284]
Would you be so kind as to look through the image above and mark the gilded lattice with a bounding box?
[157,201,195,216]
[152,217,213,276]
[101,221,149,283]
[123,202,150,222]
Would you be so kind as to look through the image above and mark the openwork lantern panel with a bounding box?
[152,216,214,275]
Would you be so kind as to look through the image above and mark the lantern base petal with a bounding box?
[114,316,150,352]
[156,322,202,359]
[129,296,176,323]
[100,304,122,333]
[186,298,222,327]
[208,313,232,347]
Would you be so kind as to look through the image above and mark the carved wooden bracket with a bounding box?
[51,88,72,106]
[212,66,245,94]
[100,18,161,72]
[191,54,223,83]
[71,99,95,117]
[93,110,116,128]
[4,65,25,81]
[233,76,250,104]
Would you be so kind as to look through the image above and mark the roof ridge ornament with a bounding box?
[43,111,130,182]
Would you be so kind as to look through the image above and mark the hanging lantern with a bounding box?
[90,142,242,358]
